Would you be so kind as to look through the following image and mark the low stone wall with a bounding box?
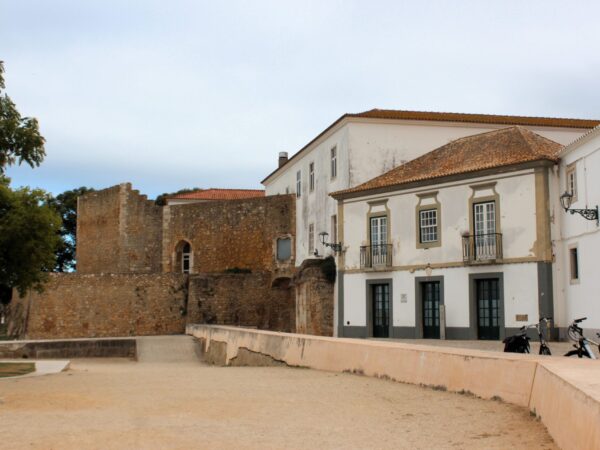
[8,273,188,339]
[187,324,600,450]
[0,338,136,359]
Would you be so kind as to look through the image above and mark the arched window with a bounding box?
[175,241,192,274]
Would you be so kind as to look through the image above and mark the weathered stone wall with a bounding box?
[294,258,335,336]
[77,183,162,274]
[76,185,121,273]
[162,195,295,274]
[8,273,187,339]
[187,272,294,332]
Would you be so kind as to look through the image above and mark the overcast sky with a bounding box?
[2,1,600,198]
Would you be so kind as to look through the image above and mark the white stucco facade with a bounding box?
[336,167,554,340]
[263,116,587,269]
[554,127,600,335]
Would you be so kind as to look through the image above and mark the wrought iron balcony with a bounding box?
[462,233,503,263]
[360,244,392,269]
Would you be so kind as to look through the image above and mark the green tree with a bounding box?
[0,61,45,173]
[0,177,61,297]
[48,187,95,272]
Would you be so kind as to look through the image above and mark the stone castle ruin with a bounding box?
[8,183,333,339]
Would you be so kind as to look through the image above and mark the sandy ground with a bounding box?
[0,358,556,450]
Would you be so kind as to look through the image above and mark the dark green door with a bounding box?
[476,279,500,340]
[372,284,390,338]
[422,282,440,339]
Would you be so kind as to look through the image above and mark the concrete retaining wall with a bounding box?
[0,338,136,359]
[187,324,600,450]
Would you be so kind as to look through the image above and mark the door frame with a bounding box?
[415,276,445,339]
[366,279,393,338]
[468,273,505,340]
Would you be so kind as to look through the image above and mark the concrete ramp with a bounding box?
[136,335,202,364]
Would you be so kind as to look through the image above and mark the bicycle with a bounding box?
[564,317,599,359]
[503,317,552,355]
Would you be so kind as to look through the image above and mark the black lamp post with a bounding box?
[319,231,343,253]
[560,191,598,224]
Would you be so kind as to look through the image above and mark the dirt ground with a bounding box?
[0,358,556,450]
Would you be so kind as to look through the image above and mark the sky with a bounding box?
[2,0,600,199]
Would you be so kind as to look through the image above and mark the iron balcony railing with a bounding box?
[360,244,393,268]
[462,233,503,263]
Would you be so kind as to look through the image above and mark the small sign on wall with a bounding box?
[400,294,407,303]
[516,314,528,322]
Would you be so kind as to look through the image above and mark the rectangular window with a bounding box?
[419,209,438,243]
[296,170,301,198]
[331,214,337,244]
[566,164,578,202]
[330,146,337,179]
[570,247,579,281]
[309,162,315,191]
[277,237,292,261]
[369,216,388,266]
[308,223,315,255]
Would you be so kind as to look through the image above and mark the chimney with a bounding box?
[278,151,288,168]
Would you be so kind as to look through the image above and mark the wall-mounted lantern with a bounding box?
[319,231,343,253]
[560,191,598,224]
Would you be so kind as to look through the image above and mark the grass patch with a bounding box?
[0,362,35,378]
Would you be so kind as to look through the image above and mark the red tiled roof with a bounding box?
[261,109,599,184]
[331,126,562,199]
[169,188,265,201]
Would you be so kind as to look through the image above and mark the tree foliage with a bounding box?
[0,177,61,296]
[48,187,95,272]
[154,187,201,206]
[0,61,46,173]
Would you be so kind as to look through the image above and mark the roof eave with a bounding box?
[331,159,556,201]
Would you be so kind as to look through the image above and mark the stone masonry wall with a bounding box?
[8,273,187,339]
[162,195,295,274]
[294,258,335,336]
[77,183,162,274]
[76,185,121,274]
[187,272,294,332]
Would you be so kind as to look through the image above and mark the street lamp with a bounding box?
[319,231,343,253]
[560,191,598,224]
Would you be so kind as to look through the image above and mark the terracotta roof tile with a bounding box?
[262,108,599,184]
[169,188,265,201]
[331,127,562,198]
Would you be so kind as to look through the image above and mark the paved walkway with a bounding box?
[378,338,600,358]
[136,335,202,364]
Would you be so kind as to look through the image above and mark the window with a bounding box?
[566,164,578,202]
[309,162,315,192]
[308,223,315,255]
[176,241,192,274]
[296,170,301,198]
[419,209,438,243]
[331,214,337,244]
[570,247,579,282]
[330,146,337,179]
[277,237,292,261]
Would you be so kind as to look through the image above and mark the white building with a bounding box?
[554,126,600,337]
[331,127,561,340]
[262,109,598,336]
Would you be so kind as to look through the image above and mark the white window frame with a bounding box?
[419,209,438,243]
[308,223,315,255]
[309,162,315,192]
[566,164,578,202]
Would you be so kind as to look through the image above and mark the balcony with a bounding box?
[360,244,392,269]
[462,233,503,263]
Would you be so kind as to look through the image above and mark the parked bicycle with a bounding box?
[564,317,599,359]
[503,317,552,355]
